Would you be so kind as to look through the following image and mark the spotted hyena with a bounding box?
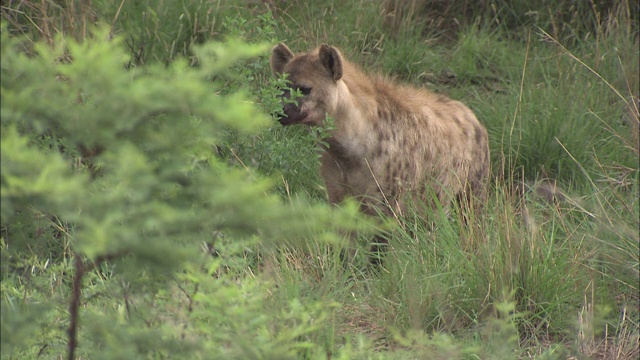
[270,43,489,222]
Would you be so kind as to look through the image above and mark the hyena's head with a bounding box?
[270,43,343,127]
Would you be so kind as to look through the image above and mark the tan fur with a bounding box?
[271,43,490,218]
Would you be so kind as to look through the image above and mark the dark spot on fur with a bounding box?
[452,159,462,171]
[474,124,485,144]
[409,141,419,155]
[405,161,416,178]
[423,149,432,163]
[384,170,393,184]
[473,167,487,188]
[398,163,406,178]
[390,167,399,182]
[377,108,387,121]
[373,121,380,133]
[433,110,443,121]
[378,131,387,143]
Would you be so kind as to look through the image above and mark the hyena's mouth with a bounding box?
[278,109,308,126]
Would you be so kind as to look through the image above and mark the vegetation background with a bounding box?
[1,0,638,359]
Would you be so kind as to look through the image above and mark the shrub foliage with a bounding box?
[0,25,365,359]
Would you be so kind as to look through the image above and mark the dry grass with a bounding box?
[1,0,99,45]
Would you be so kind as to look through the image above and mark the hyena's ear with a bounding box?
[271,43,294,75]
[319,44,343,81]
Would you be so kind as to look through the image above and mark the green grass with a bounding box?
[2,0,638,359]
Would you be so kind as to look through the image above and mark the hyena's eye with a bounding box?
[298,86,312,95]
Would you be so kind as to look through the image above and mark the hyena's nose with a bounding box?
[275,88,306,126]
[279,103,308,126]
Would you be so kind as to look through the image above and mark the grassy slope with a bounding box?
[1,0,638,359]
[259,1,639,358]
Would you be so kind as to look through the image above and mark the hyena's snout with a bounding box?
[275,88,308,126]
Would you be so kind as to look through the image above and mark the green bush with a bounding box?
[0,25,366,359]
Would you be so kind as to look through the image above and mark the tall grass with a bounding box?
[261,1,639,357]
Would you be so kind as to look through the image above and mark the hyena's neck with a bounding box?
[325,74,379,162]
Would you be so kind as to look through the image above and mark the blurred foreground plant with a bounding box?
[0,25,367,359]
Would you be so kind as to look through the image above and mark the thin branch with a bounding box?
[67,249,128,360]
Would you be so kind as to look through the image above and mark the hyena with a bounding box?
[270,43,490,226]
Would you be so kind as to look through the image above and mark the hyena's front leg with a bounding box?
[320,152,348,205]
[320,153,390,266]
[320,153,366,263]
